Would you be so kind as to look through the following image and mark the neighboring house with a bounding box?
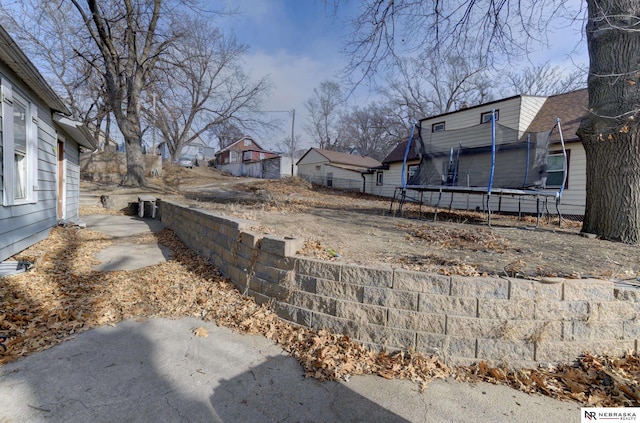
[365,138,420,198]
[373,89,588,217]
[157,134,208,164]
[297,148,382,191]
[213,136,278,177]
[0,25,95,263]
[179,135,207,163]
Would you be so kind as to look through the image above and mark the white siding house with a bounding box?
[297,148,382,191]
[0,25,95,263]
[370,89,588,218]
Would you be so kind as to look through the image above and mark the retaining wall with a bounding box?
[159,200,640,367]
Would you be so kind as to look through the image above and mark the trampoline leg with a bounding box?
[419,192,424,219]
[389,188,398,215]
[545,198,551,224]
[518,196,522,220]
[398,189,407,217]
[434,189,443,222]
[486,194,492,228]
[535,196,541,228]
[555,198,563,227]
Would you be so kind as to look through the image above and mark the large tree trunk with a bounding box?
[121,137,147,186]
[577,0,640,243]
[119,113,147,187]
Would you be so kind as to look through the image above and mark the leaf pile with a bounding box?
[396,254,483,277]
[298,240,340,261]
[459,352,640,406]
[1,222,639,406]
[403,223,510,252]
[0,225,447,390]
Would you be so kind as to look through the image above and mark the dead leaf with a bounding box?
[193,327,209,338]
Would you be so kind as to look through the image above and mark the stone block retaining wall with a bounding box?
[159,200,640,367]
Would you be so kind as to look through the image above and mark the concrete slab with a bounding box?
[0,318,581,423]
[83,214,171,271]
[94,243,173,271]
[83,214,165,238]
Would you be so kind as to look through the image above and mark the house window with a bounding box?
[230,151,237,163]
[481,110,499,124]
[315,165,321,171]
[1,81,37,206]
[407,164,419,183]
[431,122,445,132]
[376,171,383,186]
[13,98,27,199]
[546,150,570,188]
[244,139,250,146]
[326,172,333,187]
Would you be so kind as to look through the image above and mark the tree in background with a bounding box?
[501,62,586,97]
[342,0,640,244]
[149,14,270,161]
[304,81,345,150]
[382,52,492,122]
[63,0,176,186]
[1,0,271,186]
[337,103,404,161]
[208,121,246,151]
[0,1,115,148]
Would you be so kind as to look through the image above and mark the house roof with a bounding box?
[524,88,588,143]
[298,148,382,169]
[418,94,531,123]
[0,25,70,114]
[217,136,264,154]
[382,138,420,164]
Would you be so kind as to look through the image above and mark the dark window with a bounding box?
[407,164,419,183]
[376,171,383,186]
[481,110,499,124]
[432,122,445,132]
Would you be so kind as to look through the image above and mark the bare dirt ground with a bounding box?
[119,165,640,281]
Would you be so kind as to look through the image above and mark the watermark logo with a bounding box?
[581,408,640,423]
[584,410,597,420]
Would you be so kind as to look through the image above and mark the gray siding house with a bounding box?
[0,25,95,263]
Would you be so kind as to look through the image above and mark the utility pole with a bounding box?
[290,108,295,176]
[152,93,156,154]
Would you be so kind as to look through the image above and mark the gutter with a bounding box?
[53,114,97,149]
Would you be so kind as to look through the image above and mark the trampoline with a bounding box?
[390,111,567,227]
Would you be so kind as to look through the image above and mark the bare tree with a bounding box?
[208,121,246,150]
[337,102,404,160]
[342,0,640,244]
[274,134,303,157]
[58,0,182,186]
[0,1,113,147]
[502,62,587,96]
[304,80,345,150]
[149,14,270,161]
[382,52,492,122]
